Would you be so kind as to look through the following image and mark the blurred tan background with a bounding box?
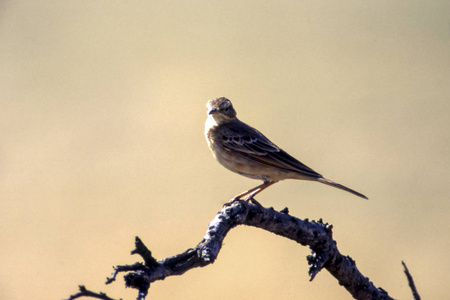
[1,1,449,299]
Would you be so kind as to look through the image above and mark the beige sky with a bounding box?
[1,1,449,299]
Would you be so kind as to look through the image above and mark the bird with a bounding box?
[204,97,368,204]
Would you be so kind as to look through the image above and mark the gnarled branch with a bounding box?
[104,200,394,300]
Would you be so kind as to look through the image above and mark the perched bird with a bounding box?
[204,97,368,204]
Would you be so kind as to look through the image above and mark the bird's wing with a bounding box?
[222,120,322,178]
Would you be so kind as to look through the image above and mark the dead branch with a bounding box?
[97,200,395,300]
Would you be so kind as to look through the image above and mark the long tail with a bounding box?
[317,178,368,200]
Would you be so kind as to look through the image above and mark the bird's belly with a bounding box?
[212,147,290,182]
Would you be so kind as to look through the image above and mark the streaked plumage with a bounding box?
[205,97,368,202]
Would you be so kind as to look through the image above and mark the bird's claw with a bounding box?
[247,197,264,209]
[223,197,242,207]
[223,194,264,210]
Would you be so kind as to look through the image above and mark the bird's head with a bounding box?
[206,97,237,123]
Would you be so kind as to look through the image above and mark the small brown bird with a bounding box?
[205,97,368,203]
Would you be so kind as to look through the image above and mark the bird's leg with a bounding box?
[224,181,276,206]
[232,183,267,201]
[242,181,276,201]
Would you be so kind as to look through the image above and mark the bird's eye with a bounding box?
[224,107,229,111]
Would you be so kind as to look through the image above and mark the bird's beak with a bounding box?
[208,108,218,115]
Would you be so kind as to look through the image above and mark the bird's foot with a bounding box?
[223,196,242,207]
[245,196,264,209]
[223,193,264,209]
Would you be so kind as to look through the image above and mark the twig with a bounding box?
[402,261,421,300]
[65,285,120,300]
[131,237,158,267]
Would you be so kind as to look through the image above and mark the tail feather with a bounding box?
[317,178,368,200]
